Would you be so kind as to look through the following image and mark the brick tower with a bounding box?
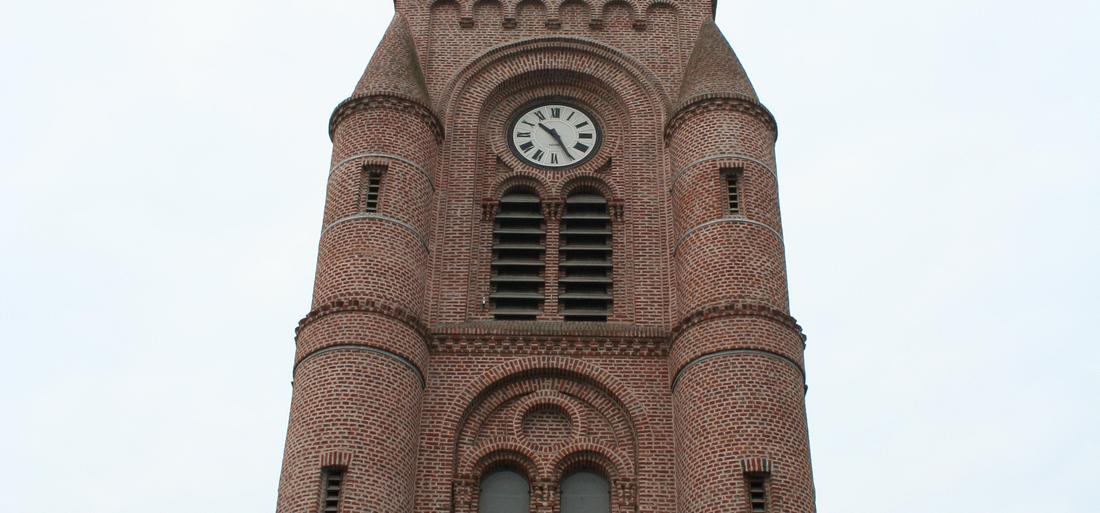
[277,2,816,513]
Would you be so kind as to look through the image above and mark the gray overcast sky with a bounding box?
[1,0,1097,511]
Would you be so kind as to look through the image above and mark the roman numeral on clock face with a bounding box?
[532,149,545,161]
[517,132,531,138]
[574,142,590,152]
[534,111,546,121]
[551,153,559,164]
[519,141,534,152]
[551,107,561,118]
[579,133,593,139]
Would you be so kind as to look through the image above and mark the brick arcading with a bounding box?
[671,301,806,344]
[295,298,428,339]
[276,4,817,513]
[329,94,444,142]
[430,322,669,356]
[666,95,779,141]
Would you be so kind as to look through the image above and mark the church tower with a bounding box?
[277,2,816,513]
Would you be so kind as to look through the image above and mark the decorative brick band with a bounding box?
[328,152,435,192]
[329,94,445,143]
[672,301,805,344]
[671,152,777,188]
[673,217,784,254]
[672,348,804,391]
[296,298,429,339]
[322,213,431,254]
[430,322,668,356]
[741,457,774,476]
[666,93,778,141]
[440,36,672,118]
[293,345,426,389]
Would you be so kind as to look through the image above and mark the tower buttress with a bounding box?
[276,14,440,513]
[667,21,816,513]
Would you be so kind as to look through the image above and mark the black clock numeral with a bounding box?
[551,107,561,118]
[517,132,531,138]
[532,149,545,161]
[519,141,534,152]
[534,111,547,121]
[551,153,559,164]
[573,142,590,152]
[575,121,589,129]
[566,111,575,121]
[579,132,594,139]
[521,120,535,127]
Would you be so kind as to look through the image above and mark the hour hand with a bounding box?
[538,123,574,160]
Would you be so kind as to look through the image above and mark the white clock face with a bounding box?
[509,103,601,169]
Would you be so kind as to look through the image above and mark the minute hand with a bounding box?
[538,123,575,160]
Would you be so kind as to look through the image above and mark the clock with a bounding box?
[508,103,602,169]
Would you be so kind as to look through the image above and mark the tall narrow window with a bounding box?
[361,165,384,213]
[320,468,344,513]
[479,469,530,513]
[491,190,545,320]
[746,475,768,512]
[724,169,742,215]
[560,470,611,513]
[559,193,612,322]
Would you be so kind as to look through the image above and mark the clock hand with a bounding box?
[538,123,575,160]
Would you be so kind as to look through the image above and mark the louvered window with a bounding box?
[559,193,612,322]
[725,170,741,215]
[746,476,767,512]
[491,191,545,320]
[361,166,384,213]
[320,468,344,513]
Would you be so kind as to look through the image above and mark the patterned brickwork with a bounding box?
[276,2,816,513]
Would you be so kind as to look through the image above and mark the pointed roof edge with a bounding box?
[676,20,760,112]
[352,14,432,108]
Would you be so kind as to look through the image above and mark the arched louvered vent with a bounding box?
[491,191,546,320]
[559,193,612,322]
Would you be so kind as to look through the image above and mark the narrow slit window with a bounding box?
[559,193,612,322]
[491,190,545,320]
[321,468,345,513]
[724,169,742,215]
[746,475,767,513]
[361,165,384,213]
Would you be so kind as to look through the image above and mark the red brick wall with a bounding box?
[276,2,816,512]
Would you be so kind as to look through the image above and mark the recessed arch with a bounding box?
[492,174,551,200]
[448,356,650,442]
[437,36,671,120]
[467,441,542,481]
[559,175,618,200]
[550,441,633,481]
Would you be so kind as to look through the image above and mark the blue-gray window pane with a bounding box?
[480,470,530,513]
[561,471,610,513]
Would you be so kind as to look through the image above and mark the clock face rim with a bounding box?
[506,101,603,170]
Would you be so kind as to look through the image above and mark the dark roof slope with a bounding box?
[678,21,759,109]
[353,14,430,106]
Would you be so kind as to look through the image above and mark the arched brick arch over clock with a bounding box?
[276,3,817,513]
